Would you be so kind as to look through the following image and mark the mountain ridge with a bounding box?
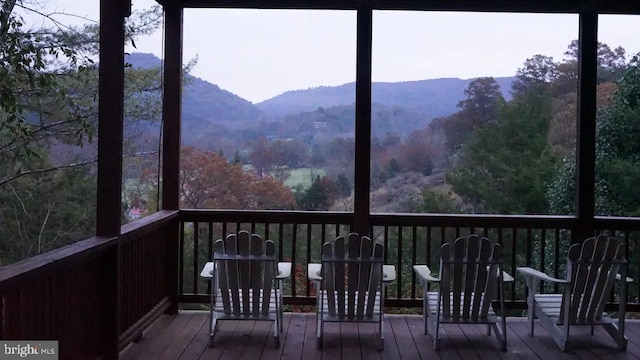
[256,76,515,119]
[124,52,517,147]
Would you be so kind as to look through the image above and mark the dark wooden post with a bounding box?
[97,0,127,357]
[574,9,598,244]
[162,3,183,314]
[353,5,373,236]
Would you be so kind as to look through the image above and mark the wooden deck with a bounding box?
[120,311,640,360]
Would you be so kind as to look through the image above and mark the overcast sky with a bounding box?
[21,0,640,103]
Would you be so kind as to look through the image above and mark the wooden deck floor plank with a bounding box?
[357,322,383,360]
[120,313,176,360]
[261,313,293,360]
[239,319,272,358]
[158,312,208,360]
[503,320,543,360]
[319,320,341,359]
[459,323,506,359]
[120,312,640,360]
[405,314,444,360]
[580,326,640,360]
[177,315,210,360]
[301,313,322,360]
[136,312,195,360]
[508,319,578,360]
[379,315,404,360]
[218,319,255,360]
[436,325,464,360]
[446,324,482,359]
[340,322,361,358]
[280,313,307,359]
[473,323,523,359]
[197,320,240,360]
[389,314,422,360]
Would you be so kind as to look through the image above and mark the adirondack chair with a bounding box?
[309,233,388,350]
[517,234,630,351]
[413,234,508,351]
[200,231,290,347]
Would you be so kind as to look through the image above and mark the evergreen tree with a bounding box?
[297,175,331,210]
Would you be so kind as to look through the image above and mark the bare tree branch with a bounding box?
[8,183,31,219]
[37,202,52,253]
[0,150,158,187]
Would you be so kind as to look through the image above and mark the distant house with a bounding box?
[313,121,327,129]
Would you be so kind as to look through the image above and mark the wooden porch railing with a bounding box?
[1,209,638,359]
[0,210,179,359]
[179,210,640,312]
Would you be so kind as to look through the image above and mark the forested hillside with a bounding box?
[255,77,515,118]
[125,53,267,147]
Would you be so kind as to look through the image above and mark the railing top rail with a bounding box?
[120,210,179,243]
[370,213,578,228]
[0,236,115,289]
[594,216,640,230]
[179,209,355,223]
[0,210,179,289]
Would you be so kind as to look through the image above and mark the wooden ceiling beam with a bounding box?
[152,0,640,14]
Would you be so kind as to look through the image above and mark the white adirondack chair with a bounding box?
[310,233,387,350]
[517,234,630,351]
[202,231,289,347]
[414,234,507,351]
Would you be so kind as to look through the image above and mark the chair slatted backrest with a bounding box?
[439,234,502,320]
[322,233,384,319]
[213,231,276,316]
[563,234,625,323]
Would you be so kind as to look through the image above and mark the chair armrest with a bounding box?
[200,261,214,279]
[277,262,292,279]
[485,265,514,283]
[308,263,322,281]
[383,265,396,283]
[502,270,515,283]
[413,265,440,283]
[517,267,570,284]
[616,273,634,283]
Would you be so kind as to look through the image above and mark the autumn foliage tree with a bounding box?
[180,146,295,209]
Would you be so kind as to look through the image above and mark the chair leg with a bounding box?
[526,278,535,336]
[317,289,323,349]
[317,320,324,350]
[433,318,440,350]
[279,281,284,333]
[273,319,280,348]
[619,315,628,351]
[378,315,384,351]
[423,290,429,335]
[209,318,218,347]
[602,322,628,351]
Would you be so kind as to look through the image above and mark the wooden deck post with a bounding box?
[574,9,598,244]
[162,2,184,314]
[97,0,128,358]
[353,5,373,236]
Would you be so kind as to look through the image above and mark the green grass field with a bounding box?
[242,165,325,189]
[283,168,326,188]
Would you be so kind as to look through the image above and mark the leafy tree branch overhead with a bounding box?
[0,0,167,265]
[0,0,164,187]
